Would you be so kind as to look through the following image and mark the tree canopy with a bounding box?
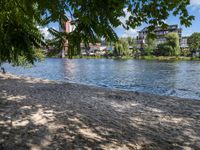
[113,39,130,57]
[155,32,180,56]
[165,32,180,56]
[188,32,200,55]
[0,0,45,65]
[143,36,156,56]
[0,0,194,65]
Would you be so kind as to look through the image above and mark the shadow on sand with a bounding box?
[0,74,200,149]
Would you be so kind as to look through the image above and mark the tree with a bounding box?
[156,43,173,56]
[126,37,137,54]
[187,33,200,56]
[155,32,180,56]
[113,39,130,57]
[143,36,156,56]
[0,0,45,66]
[0,0,194,65]
[165,32,180,56]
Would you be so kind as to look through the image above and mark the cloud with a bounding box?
[38,26,54,40]
[189,0,200,11]
[121,28,138,38]
[120,8,131,26]
[115,8,139,37]
[190,0,200,6]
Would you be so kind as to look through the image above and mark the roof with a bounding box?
[139,24,180,33]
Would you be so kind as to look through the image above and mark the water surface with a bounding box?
[3,58,200,100]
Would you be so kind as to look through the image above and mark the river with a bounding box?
[3,58,200,100]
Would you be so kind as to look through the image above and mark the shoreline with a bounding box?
[60,55,200,61]
[0,73,200,149]
[3,72,200,101]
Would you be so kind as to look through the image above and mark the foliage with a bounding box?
[141,56,195,61]
[113,39,130,57]
[180,48,190,57]
[127,37,137,53]
[165,32,180,56]
[127,37,136,48]
[0,0,194,65]
[15,49,45,66]
[156,43,173,56]
[155,32,180,56]
[143,36,156,56]
[0,0,45,66]
[120,37,138,57]
[187,32,200,56]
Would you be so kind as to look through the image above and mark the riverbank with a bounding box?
[140,56,200,61]
[62,55,200,61]
[0,73,200,149]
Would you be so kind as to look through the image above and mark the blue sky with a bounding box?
[43,0,200,39]
[116,0,200,37]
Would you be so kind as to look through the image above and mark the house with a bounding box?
[180,36,189,49]
[81,43,109,56]
[137,25,182,49]
[65,21,75,33]
[59,21,76,57]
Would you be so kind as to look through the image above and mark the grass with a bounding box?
[49,55,200,61]
[140,56,200,61]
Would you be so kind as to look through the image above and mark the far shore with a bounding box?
[50,55,200,61]
[0,73,200,149]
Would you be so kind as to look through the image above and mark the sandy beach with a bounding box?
[0,73,200,150]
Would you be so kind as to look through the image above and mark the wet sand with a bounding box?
[0,73,200,150]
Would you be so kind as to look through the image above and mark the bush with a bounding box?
[155,43,173,56]
[113,39,130,57]
[154,32,180,56]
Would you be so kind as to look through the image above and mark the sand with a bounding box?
[0,73,200,150]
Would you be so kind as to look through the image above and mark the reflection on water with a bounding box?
[3,58,200,100]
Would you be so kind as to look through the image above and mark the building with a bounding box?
[80,43,109,56]
[65,21,75,33]
[59,21,75,33]
[137,25,182,49]
[180,36,189,49]
[62,22,110,57]
[59,21,76,57]
[179,36,191,56]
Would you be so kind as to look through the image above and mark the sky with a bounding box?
[41,0,200,39]
[116,0,200,38]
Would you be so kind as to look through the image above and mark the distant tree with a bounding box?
[165,32,180,56]
[119,37,138,57]
[113,39,130,57]
[143,36,156,56]
[126,37,137,54]
[180,48,190,57]
[187,33,200,56]
[45,39,62,57]
[156,43,173,56]
[0,0,194,65]
[155,32,180,56]
[126,37,135,46]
